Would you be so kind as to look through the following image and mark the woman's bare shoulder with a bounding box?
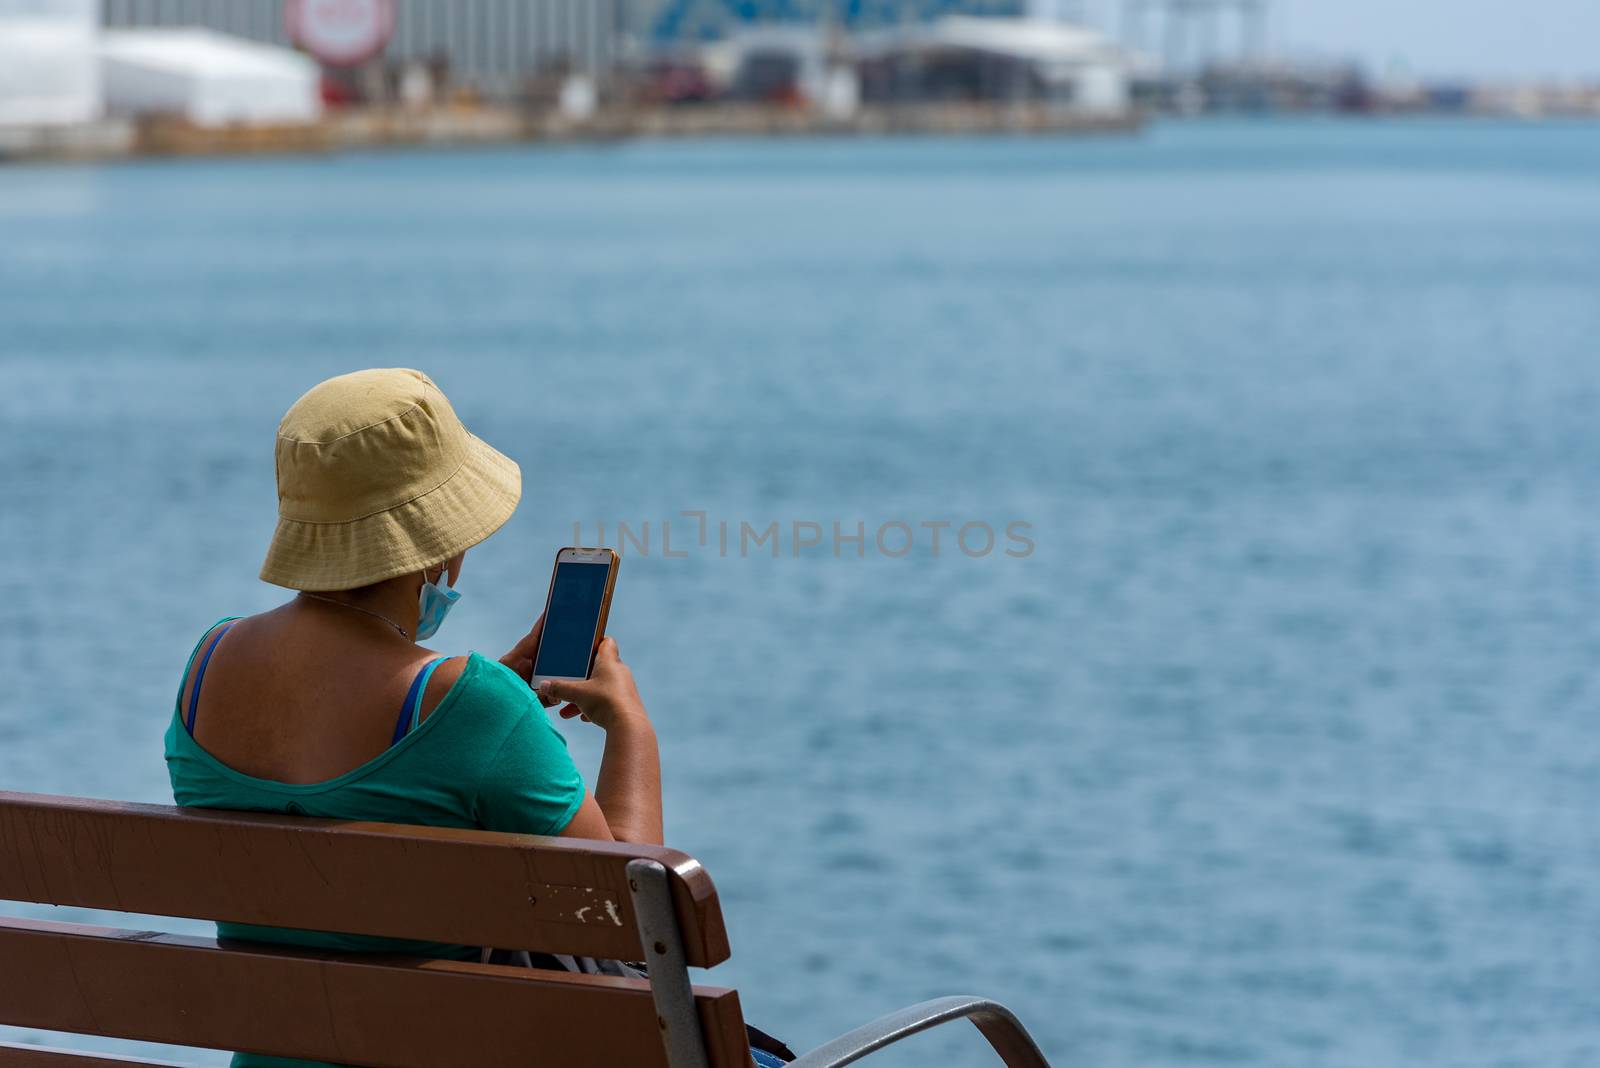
[415,654,472,725]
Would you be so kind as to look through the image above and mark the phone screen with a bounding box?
[533,559,612,679]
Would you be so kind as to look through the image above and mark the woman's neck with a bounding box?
[299,577,420,640]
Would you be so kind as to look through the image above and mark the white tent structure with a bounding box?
[99,28,321,127]
[857,16,1133,116]
[0,0,101,125]
[932,18,1131,114]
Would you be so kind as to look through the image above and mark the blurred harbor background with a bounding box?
[4,118,1600,1065]
[2,0,1599,161]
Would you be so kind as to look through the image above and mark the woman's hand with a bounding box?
[537,638,648,731]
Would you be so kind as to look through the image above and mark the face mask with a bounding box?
[416,566,461,641]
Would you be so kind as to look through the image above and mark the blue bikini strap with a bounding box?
[185,623,235,735]
[391,657,447,746]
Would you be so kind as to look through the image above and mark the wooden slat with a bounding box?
[0,792,729,967]
[0,1043,185,1067]
[0,918,752,1068]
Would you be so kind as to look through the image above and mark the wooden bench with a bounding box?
[0,792,1050,1068]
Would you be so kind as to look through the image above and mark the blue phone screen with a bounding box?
[533,560,610,679]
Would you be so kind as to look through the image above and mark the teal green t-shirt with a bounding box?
[163,625,586,1068]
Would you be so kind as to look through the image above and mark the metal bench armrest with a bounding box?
[787,995,1052,1068]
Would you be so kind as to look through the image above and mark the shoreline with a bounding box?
[0,103,1144,165]
[5,104,1592,167]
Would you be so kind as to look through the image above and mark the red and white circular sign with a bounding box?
[285,0,396,67]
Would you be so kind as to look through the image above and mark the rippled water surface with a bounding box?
[4,120,1600,1066]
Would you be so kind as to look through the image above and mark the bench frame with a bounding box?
[0,792,1049,1068]
[628,857,712,1068]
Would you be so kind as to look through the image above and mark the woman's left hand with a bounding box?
[500,614,558,706]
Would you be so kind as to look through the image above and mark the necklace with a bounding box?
[299,592,410,639]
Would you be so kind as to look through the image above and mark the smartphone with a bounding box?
[530,547,620,690]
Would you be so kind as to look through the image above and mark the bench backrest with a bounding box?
[0,792,749,1068]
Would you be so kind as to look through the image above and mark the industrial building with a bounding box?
[102,0,622,102]
[706,14,1132,115]
[0,0,100,124]
[91,2,1070,107]
[0,0,321,128]
[99,28,321,126]
[854,16,1130,113]
[0,0,1138,143]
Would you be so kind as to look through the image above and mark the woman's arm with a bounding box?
[592,707,662,846]
[501,621,663,845]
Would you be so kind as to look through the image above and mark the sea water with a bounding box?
[3,119,1600,1066]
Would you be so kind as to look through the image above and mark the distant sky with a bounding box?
[1031,0,1600,81]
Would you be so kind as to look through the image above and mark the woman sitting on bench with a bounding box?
[165,368,790,1068]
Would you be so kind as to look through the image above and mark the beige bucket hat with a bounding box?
[260,368,521,592]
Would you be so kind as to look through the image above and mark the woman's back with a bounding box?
[179,605,464,786]
[164,607,586,956]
